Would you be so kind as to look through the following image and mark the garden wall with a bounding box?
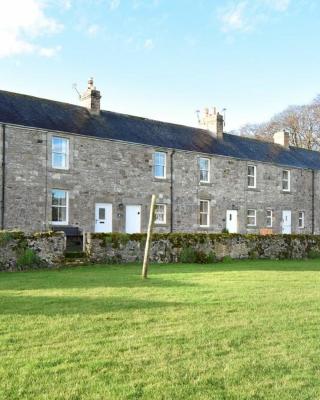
[0,231,66,271]
[85,233,320,264]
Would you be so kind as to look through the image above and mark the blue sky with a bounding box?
[0,0,319,130]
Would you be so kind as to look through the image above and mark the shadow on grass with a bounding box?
[0,259,319,292]
[0,295,184,316]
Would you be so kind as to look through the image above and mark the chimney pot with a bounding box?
[199,106,224,139]
[274,130,290,148]
[81,78,101,115]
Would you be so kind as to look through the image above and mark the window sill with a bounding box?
[246,187,259,192]
[199,181,211,186]
[281,190,292,194]
[153,177,170,183]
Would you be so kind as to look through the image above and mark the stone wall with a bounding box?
[85,233,320,264]
[1,124,318,235]
[0,231,66,271]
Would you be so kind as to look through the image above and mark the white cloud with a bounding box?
[0,0,63,58]
[109,0,120,10]
[38,45,62,58]
[87,24,100,36]
[218,0,291,33]
[144,38,154,50]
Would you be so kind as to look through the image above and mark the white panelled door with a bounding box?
[282,210,292,234]
[125,205,141,233]
[95,203,112,233]
[226,210,238,233]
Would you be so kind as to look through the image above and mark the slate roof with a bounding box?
[1,89,320,170]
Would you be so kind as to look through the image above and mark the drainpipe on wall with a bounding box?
[312,169,315,234]
[170,150,175,233]
[1,124,6,230]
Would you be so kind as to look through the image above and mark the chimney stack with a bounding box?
[199,107,224,139]
[273,130,290,148]
[80,78,101,115]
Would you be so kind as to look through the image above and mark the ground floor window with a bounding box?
[52,189,68,225]
[247,209,256,226]
[266,209,273,228]
[200,200,210,227]
[155,204,166,224]
[298,211,305,228]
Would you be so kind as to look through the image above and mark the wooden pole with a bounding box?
[142,194,156,279]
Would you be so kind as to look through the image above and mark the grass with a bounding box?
[1,259,320,399]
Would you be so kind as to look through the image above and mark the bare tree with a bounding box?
[237,96,320,150]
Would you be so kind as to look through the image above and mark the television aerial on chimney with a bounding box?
[195,110,201,124]
[222,108,227,127]
[72,83,81,100]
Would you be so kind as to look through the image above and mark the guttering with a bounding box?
[170,150,175,233]
[312,169,315,234]
[1,124,5,230]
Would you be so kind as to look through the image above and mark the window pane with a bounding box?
[248,176,255,187]
[282,181,289,190]
[99,208,105,220]
[53,153,66,168]
[248,166,255,176]
[52,207,59,222]
[200,201,208,213]
[52,190,66,206]
[200,214,208,226]
[155,205,165,223]
[200,170,208,182]
[283,170,288,180]
[155,165,164,177]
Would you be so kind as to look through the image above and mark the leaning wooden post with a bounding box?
[142,194,156,279]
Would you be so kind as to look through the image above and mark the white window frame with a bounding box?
[51,189,69,225]
[248,165,256,189]
[247,209,257,227]
[282,170,291,192]
[155,204,166,224]
[199,157,210,183]
[266,209,273,228]
[154,151,166,179]
[298,211,305,229]
[199,200,210,227]
[52,136,69,170]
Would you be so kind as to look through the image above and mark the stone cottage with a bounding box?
[0,79,319,236]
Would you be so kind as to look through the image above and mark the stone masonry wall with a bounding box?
[0,231,66,271]
[86,233,320,264]
[1,124,318,235]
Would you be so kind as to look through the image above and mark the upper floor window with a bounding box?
[155,204,166,224]
[154,152,166,178]
[266,209,273,228]
[282,170,290,191]
[52,137,69,169]
[52,189,68,225]
[247,209,256,226]
[248,165,256,188]
[298,211,305,228]
[199,158,210,183]
[200,200,210,227]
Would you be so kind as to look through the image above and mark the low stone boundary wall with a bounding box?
[85,233,320,264]
[0,231,66,271]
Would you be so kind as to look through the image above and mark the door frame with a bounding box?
[125,205,141,233]
[95,203,112,233]
[226,209,238,233]
[282,210,292,234]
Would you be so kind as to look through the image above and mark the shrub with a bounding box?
[180,247,197,263]
[180,247,217,264]
[17,249,42,269]
[308,249,320,259]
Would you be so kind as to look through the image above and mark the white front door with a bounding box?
[226,210,238,233]
[95,203,112,233]
[126,205,141,233]
[282,210,292,234]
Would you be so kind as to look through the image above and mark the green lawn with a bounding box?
[1,260,320,399]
